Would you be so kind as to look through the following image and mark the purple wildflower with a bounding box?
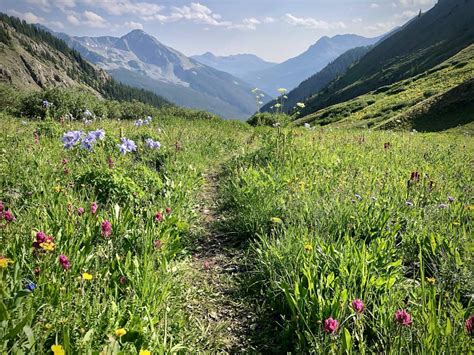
[324,317,339,334]
[118,138,137,154]
[62,131,84,149]
[395,309,412,326]
[59,255,71,270]
[145,138,161,149]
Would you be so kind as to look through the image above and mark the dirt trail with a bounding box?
[190,172,259,353]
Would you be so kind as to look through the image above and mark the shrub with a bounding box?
[247,112,291,127]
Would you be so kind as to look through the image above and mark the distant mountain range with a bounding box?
[191,52,277,79]
[51,29,265,119]
[238,34,381,96]
[0,13,170,109]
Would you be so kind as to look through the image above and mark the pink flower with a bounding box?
[77,207,85,216]
[165,207,171,214]
[3,210,14,223]
[101,220,112,238]
[62,159,68,165]
[466,315,474,336]
[155,211,163,222]
[0,201,4,212]
[119,276,126,284]
[154,240,162,249]
[324,317,339,334]
[395,309,412,326]
[90,202,98,215]
[59,254,71,270]
[203,260,211,271]
[352,299,365,313]
[107,157,114,169]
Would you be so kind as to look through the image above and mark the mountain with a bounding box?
[261,46,372,113]
[241,34,381,96]
[191,52,277,79]
[0,13,170,109]
[298,0,474,118]
[294,44,474,132]
[54,29,263,119]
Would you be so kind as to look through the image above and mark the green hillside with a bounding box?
[0,13,170,109]
[298,0,474,118]
[295,44,474,131]
[261,46,371,113]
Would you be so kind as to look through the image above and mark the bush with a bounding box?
[247,112,291,127]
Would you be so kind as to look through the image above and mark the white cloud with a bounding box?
[7,9,46,24]
[229,17,260,31]
[124,21,144,30]
[283,14,346,30]
[370,3,380,8]
[83,0,163,17]
[395,10,418,20]
[263,17,276,24]
[399,0,435,7]
[67,14,80,25]
[82,10,108,28]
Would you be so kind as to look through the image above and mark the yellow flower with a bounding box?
[0,256,14,268]
[53,185,62,193]
[304,244,313,252]
[115,328,127,337]
[82,273,93,280]
[426,277,436,284]
[51,344,65,355]
[139,350,151,355]
[270,217,283,224]
[40,241,55,251]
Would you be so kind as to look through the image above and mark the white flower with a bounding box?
[296,102,305,109]
[277,88,287,94]
[304,123,311,129]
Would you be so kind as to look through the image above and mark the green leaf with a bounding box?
[342,327,352,352]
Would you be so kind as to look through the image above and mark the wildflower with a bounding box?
[304,123,311,129]
[25,282,37,292]
[139,350,151,355]
[304,244,313,251]
[0,201,3,212]
[82,272,93,280]
[101,220,112,238]
[145,138,161,149]
[3,210,14,223]
[154,239,162,249]
[426,277,436,284]
[405,200,414,207]
[119,276,126,284]
[115,328,127,337]
[277,88,287,94]
[118,138,137,154]
[395,309,412,326]
[296,102,305,109]
[466,315,474,336]
[34,267,41,276]
[352,299,365,313]
[134,119,144,127]
[283,95,288,99]
[80,130,105,151]
[371,196,378,201]
[438,203,448,209]
[77,207,85,216]
[59,255,71,270]
[448,196,455,203]
[83,110,93,117]
[272,122,280,128]
[62,130,84,149]
[0,256,14,268]
[62,159,68,165]
[51,344,65,355]
[107,157,114,169]
[155,211,163,222]
[42,100,50,108]
[90,202,98,215]
[271,217,283,224]
[40,240,55,251]
[274,103,282,108]
[165,207,171,214]
[324,317,339,334]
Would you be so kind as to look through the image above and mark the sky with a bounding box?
[1,0,438,62]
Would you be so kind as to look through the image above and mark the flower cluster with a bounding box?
[145,138,161,149]
[32,231,55,252]
[134,116,152,127]
[0,201,15,224]
[118,138,137,154]
[62,129,105,151]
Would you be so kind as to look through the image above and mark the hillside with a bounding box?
[299,0,474,118]
[261,46,371,113]
[54,29,264,119]
[191,52,277,79]
[294,44,474,132]
[0,14,170,109]
[241,34,380,96]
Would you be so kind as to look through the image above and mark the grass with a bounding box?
[295,44,474,132]
[0,95,473,353]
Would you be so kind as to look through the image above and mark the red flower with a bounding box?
[351,299,365,313]
[395,309,412,326]
[101,220,112,238]
[3,210,14,223]
[165,207,171,214]
[466,315,474,336]
[155,211,163,222]
[324,317,339,334]
[59,254,71,270]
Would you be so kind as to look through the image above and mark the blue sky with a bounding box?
[2,0,437,62]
